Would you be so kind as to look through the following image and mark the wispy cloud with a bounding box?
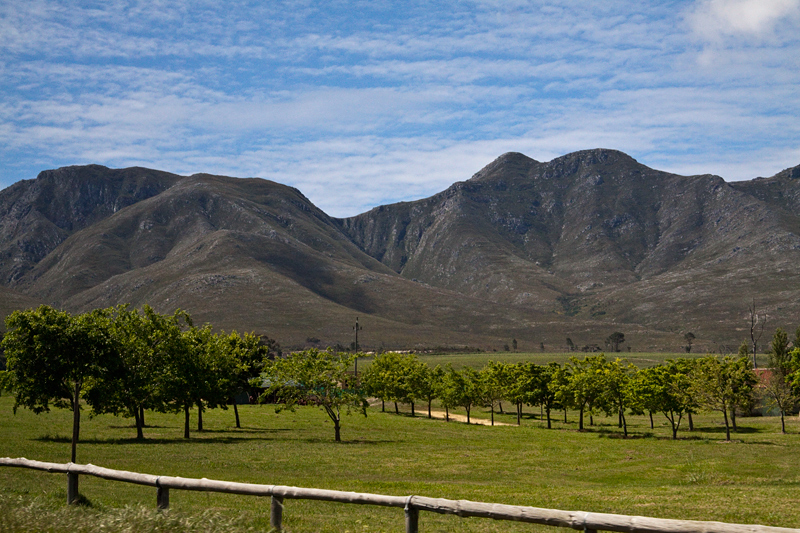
[0,0,798,217]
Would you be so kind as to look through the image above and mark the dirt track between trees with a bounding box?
[369,401,513,426]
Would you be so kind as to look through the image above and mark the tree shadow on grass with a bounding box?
[299,437,398,445]
[34,429,296,446]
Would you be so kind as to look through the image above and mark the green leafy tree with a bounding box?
[629,362,693,439]
[514,362,560,428]
[157,317,228,439]
[219,331,272,428]
[1,306,116,462]
[480,361,511,426]
[557,355,607,430]
[691,355,757,441]
[409,362,442,419]
[360,351,413,414]
[764,330,798,434]
[599,358,637,437]
[437,365,482,424]
[84,305,188,439]
[261,348,366,442]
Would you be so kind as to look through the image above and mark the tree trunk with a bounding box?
[723,408,731,441]
[184,405,191,439]
[134,406,144,440]
[781,411,786,434]
[649,411,654,429]
[394,401,399,415]
[618,407,623,428]
[563,408,568,423]
[546,406,552,429]
[688,412,694,431]
[381,399,385,412]
[589,413,594,426]
[516,402,521,426]
[622,411,627,438]
[71,381,80,464]
[498,402,504,414]
[334,418,341,442]
[578,406,584,431]
[465,406,471,424]
[197,401,204,431]
[731,407,737,431]
[411,401,415,417]
[445,406,449,422]
[233,401,241,429]
[140,406,145,427]
[428,400,432,419]
[490,405,494,426]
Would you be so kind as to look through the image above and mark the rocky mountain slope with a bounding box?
[1,151,798,351]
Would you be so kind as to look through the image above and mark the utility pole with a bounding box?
[353,317,363,377]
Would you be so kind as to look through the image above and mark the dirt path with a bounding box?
[367,399,514,426]
[424,409,514,426]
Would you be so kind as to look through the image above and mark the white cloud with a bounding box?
[687,0,800,41]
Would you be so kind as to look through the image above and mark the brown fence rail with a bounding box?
[2,457,798,533]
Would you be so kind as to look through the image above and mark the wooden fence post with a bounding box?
[405,498,419,533]
[270,495,284,531]
[67,472,79,505]
[157,486,170,510]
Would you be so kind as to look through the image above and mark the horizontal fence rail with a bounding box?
[2,457,799,533]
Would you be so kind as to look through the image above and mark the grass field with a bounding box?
[2,390,800,533]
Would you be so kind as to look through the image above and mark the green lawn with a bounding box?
[1,394,800,532]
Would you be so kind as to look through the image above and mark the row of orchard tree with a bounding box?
[361,328,800,440]
[0,305,278,461]
[4,304,800,449]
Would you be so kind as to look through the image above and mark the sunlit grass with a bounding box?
[1,394,800,532]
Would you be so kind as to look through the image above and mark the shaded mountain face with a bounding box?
[0,165,179,285]
[1,151,799,350]
[340,149,800,341]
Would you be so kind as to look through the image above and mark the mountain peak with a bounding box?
[469,152,539,181]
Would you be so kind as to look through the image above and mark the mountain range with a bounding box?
[1,149,798,352]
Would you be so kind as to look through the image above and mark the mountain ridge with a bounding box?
[1,149,798,351]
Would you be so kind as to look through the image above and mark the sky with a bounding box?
[1,0,799,217]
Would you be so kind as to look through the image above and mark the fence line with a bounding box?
[2,457,798,533]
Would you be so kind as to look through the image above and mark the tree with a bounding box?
[557,355,607,430]
[628,362,694,439]
[1,306,116,462]
[691,355,757,441]
[515,362,559,428]
[219,331,272,428]
[683,332,696,353]
[437,365,481,424]
[261,349,366,442]
[84,305,188,439]
[360,351,412,414]
[157,317,227,439]
[480,361,511,426]
[599,358,637,437]
[408,362,442,419]
[764,329,799,433]
[606,332,625,353]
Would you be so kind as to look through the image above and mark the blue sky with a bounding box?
[1,0,798,217]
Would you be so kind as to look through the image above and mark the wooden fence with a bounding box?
[2,457,799,533]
